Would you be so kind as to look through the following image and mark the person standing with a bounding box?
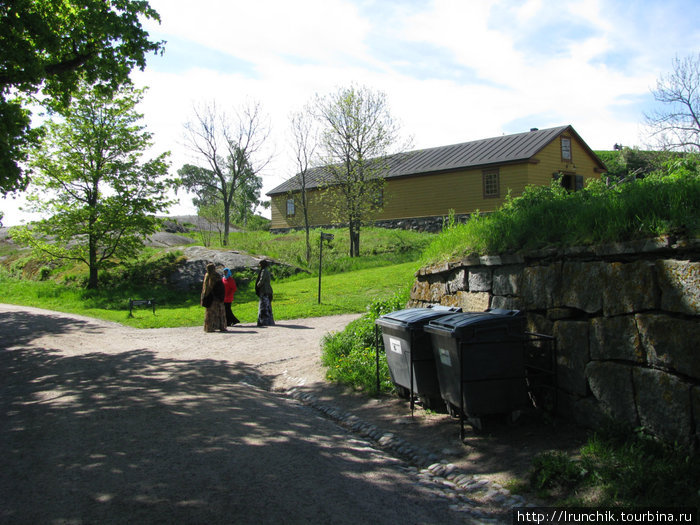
[201,263,227,332]
[255,259,275,327]
[222,268,240,326]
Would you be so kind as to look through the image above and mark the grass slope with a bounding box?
[0,262,418,329]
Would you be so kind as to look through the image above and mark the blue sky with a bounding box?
[4,0,699,224]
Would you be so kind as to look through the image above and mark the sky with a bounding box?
[3,0,700,225]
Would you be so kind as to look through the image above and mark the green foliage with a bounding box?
[596,148,675,183]
[321,288,411,395]
[313,85,405,257]
[422,155,700,263]
[0,255,418,329]
[218,227,434,276]
[10,82,174,288]
[0,0,164,195]
[529,424,700,507]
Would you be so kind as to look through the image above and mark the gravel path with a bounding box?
[0,305,484,524]
[0,304,585,524]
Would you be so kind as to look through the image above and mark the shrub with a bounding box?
[321,287,411,394]
[528,423,700,506]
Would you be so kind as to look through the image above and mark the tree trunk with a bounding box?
[88,234,98,289]
[348,221,361,258]
[223,204,230,246]
[303,190,311,265]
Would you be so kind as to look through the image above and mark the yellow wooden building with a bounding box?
[268,125,607,232]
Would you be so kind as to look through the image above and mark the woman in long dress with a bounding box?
[201,263,227,332]
[255,259,275,327]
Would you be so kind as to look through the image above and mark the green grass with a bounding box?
[0,262,418,328]
[203,227,434,275]
[321,289,410,395]
[421,156,700,264]
[529,425,700,507]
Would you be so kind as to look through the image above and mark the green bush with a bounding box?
[422,155,700,263]
[529,423,700,506]
[321,288,411,395]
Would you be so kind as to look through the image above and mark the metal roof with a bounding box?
[268,125,595,195]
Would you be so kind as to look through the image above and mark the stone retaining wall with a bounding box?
[408,236,700,448]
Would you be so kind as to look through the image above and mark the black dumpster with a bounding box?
[424,309,529,433]
[376,306,460,411]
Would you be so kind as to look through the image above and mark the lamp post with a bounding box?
[318,232,334,304]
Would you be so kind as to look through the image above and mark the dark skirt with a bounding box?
[257,295,275,326]
[224,302,240,326]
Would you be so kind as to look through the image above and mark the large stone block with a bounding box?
[590,316,644,363]
[586,361,639,427]
[633,367,693,446]
[603,261,658,316]
[455,291,490,311]
[693,386,700,449]
[657,260,700,315]
[410,279,430,302]
[493,266,522,296]
[445,268,467,294]
[491,295,522,311]
[636,313,700,379]
[440,294,461,308]
[554,320,590,397]
[561,261,605,314]
[429,279,446,303]
[468,267,492,292]
[522,263,561,310]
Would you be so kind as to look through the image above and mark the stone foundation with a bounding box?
[409,237,700,449]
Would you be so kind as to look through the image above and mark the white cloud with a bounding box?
[3,0,699,226]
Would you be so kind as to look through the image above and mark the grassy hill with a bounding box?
[0,227,431,328]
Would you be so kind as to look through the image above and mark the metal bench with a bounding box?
[128,298,156,317]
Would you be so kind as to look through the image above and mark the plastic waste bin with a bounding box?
[376,306,460,410]
[424,309,529,433]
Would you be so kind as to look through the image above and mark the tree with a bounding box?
[645,53,700,152]
[0,0,164,196]
[10,83,173,289]
[314,85,407,257]
[233,168,266,227]
[289,107,318,264]
[179,101,270,245]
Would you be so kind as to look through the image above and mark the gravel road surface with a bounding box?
[1,304,476,525]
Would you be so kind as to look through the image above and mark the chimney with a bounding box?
[530,128,539,132]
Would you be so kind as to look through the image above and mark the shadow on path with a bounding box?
[0,310,463,525]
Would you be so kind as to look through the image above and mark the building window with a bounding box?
[483,169,500,198]
[286,198,295,217]
[561,137,572,161]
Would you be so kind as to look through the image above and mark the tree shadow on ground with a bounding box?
[0,312,464,525]
[288,378,588,488]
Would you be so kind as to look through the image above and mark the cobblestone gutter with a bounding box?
[287,388,535,524]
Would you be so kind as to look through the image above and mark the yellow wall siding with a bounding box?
[270,188,342,229]
[378,163,531,219]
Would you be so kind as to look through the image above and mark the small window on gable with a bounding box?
[286,198,295,217]
[561,137,572,161]
[483,169,500,198]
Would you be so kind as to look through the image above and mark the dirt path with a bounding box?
[0,304,586,523]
